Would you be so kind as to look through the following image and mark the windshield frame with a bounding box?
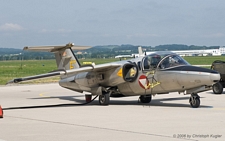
[156,54,190,70]
[141,52,190,71]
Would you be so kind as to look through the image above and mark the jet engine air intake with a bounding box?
[123,63,138,82]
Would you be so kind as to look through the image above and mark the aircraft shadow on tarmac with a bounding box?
[31,95,85,103]
[205,91,225,95]
[107,97,212,108]
[28,95,212,108]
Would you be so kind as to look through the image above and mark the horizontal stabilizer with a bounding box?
[23,43,92,52]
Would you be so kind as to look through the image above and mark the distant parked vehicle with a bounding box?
[211,60,225,94]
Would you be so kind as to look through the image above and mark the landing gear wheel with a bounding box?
[189,93,200,108]
[99,93,110,105]
[139,95,152,103]
[212,82,223,94]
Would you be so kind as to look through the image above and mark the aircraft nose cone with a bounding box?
[210,72,220,83]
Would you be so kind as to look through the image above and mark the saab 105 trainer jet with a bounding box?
[8,43,220,108]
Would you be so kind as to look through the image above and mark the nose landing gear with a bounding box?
[189,93,200,108]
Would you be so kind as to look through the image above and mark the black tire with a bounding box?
[139,95,152,103]
[212,82,223,94]
[99,93,110,105]
[190,97,200,108]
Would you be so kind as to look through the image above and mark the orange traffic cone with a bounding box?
[0,105,3,118]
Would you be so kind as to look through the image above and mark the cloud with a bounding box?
[126,33,160,39]
[39,28,72,33]
[39,29,48,33]
[202,33,224,38]
[0,23,24,31]
[56,29,72,33]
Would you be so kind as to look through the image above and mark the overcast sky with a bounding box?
[1,0,225,48]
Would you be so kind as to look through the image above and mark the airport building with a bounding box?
[123,46,225,58]
[173,46,225,56]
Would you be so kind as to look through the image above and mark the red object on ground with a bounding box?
[85,95,92,103]
[0,105,3,118]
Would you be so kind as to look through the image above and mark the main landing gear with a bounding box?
[212,82,223,94]
[139,95,152,103]
[97,93,200,108]
[99,92,110,105]
[189,93,200,108]
[98,93,153,105]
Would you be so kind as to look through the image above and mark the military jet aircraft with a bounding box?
[8,43,220,108]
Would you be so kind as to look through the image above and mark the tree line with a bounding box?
[0,44,221,60]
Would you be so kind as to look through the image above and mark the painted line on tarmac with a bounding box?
[5,115,197,141]
[39,92,50,98]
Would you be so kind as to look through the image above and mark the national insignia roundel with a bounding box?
[138,75,150,89]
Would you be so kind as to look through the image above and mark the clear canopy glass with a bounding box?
[142,52,190,70]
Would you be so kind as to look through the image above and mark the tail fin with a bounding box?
[23,43,91,70]
[54,48,81,70]
[138,46,143,56]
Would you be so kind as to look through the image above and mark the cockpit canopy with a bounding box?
[142,52,190,70]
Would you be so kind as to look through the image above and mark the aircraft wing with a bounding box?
[7,71,64,84]
[67,63,121,73]
[7,63,121,84]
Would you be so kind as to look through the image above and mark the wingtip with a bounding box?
[6,78,23,85]
[6,80,14,85]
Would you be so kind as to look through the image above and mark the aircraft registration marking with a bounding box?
[70,60,77,69]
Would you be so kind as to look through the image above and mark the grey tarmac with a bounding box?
[0,83,225,141]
